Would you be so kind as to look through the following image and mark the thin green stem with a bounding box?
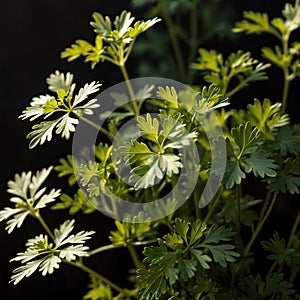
[88,244,121,256]
[203,186,223,224]
[124,39,136,63]
[88,239,158,257]
[236,184,241,225]
[127,242,143,269]
[77,115,114,141]
[289,267,300,284]
[119,64,139,116]
[102,55,121,66]
[193,192,201,220]
[281,67,290,114]
[34,212,130,297]
[187,0,198,83]
[281,34,291,114]
[193,179,202,220]
[234,193,277,278]
[34,211,55,240]
[244,193,277,257]
[287,210,300,248]
[268,260,279,276]
[158,0,185,80]
[259,190,272,220]
[226,80,248,98]
[222,71,234,97]
[63,259,130,297]
[235,184,244,253]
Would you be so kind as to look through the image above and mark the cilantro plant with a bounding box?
[1,1,300,299]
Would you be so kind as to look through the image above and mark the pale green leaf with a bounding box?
[244,150,278,178]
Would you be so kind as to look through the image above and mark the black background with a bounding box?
[0,1,299,299]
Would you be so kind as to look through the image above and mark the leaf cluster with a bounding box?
[19,71,101,148]
[61,10,160,68]
[10,219,94,285]
[191,49,270,97]
[137,218,239,299]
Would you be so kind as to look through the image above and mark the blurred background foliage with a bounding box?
[130,0,236,82]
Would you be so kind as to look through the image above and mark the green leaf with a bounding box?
[267,157,300,194]
[240,273,295,299]
[190,248,212,269]
[73,81,101,106]
[193,84,229,113]
[224,159,246,189]
[61,39,94,61]
[156,86,178,108]
[91,12,112,37]
[192,49,270,97]
[109,213,151,246]
[159,115,197,149]
[61,36,104,69]
[263,273,295,297]
[43,97,59,114]
[270,125,300,156]
[9,220,94,285]
[51,189,97,215]
[191,48,222,73]
[46,70,75,93]
[54,155,80,186]
[282,1,300,31]
[137,113,159,143]
[247,98,289,139]
[204,224,236,244]
[79,161,100,187]
[0,167,60,234]
[114,10,135,38]
[174,218,190,245]
[119,114,197,190]
[262,46,292,69]
[94,143,112,164]
[218,192,261,228]
[127,17,161,38]
[121,140,153,165]
[244,150,278,178]
[189,219,207,246]
[20,72,100,148]
[199,224,239,268]
[261,232,299,266]
[91,10,160,44]
[269,174,300,194]
[137,240,176,300]
[204,244,238,268]
[177,258,197,281]
[271,17,287,35]
[231,121,264,157]
[130,154,182,189]
[233,11,279,37]
[84,276,113,300]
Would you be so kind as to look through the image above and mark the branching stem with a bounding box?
[281,33,292,114]
[158,0,185,80]
[127,242,144,269]
[244,192,277,257]
[63,259,130,297]
[119,64,139,116]
[88,239,158,257]
[287,210,300,248]
[79,115,114,141]
[203,185,223,224]
[34,211,55,240]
